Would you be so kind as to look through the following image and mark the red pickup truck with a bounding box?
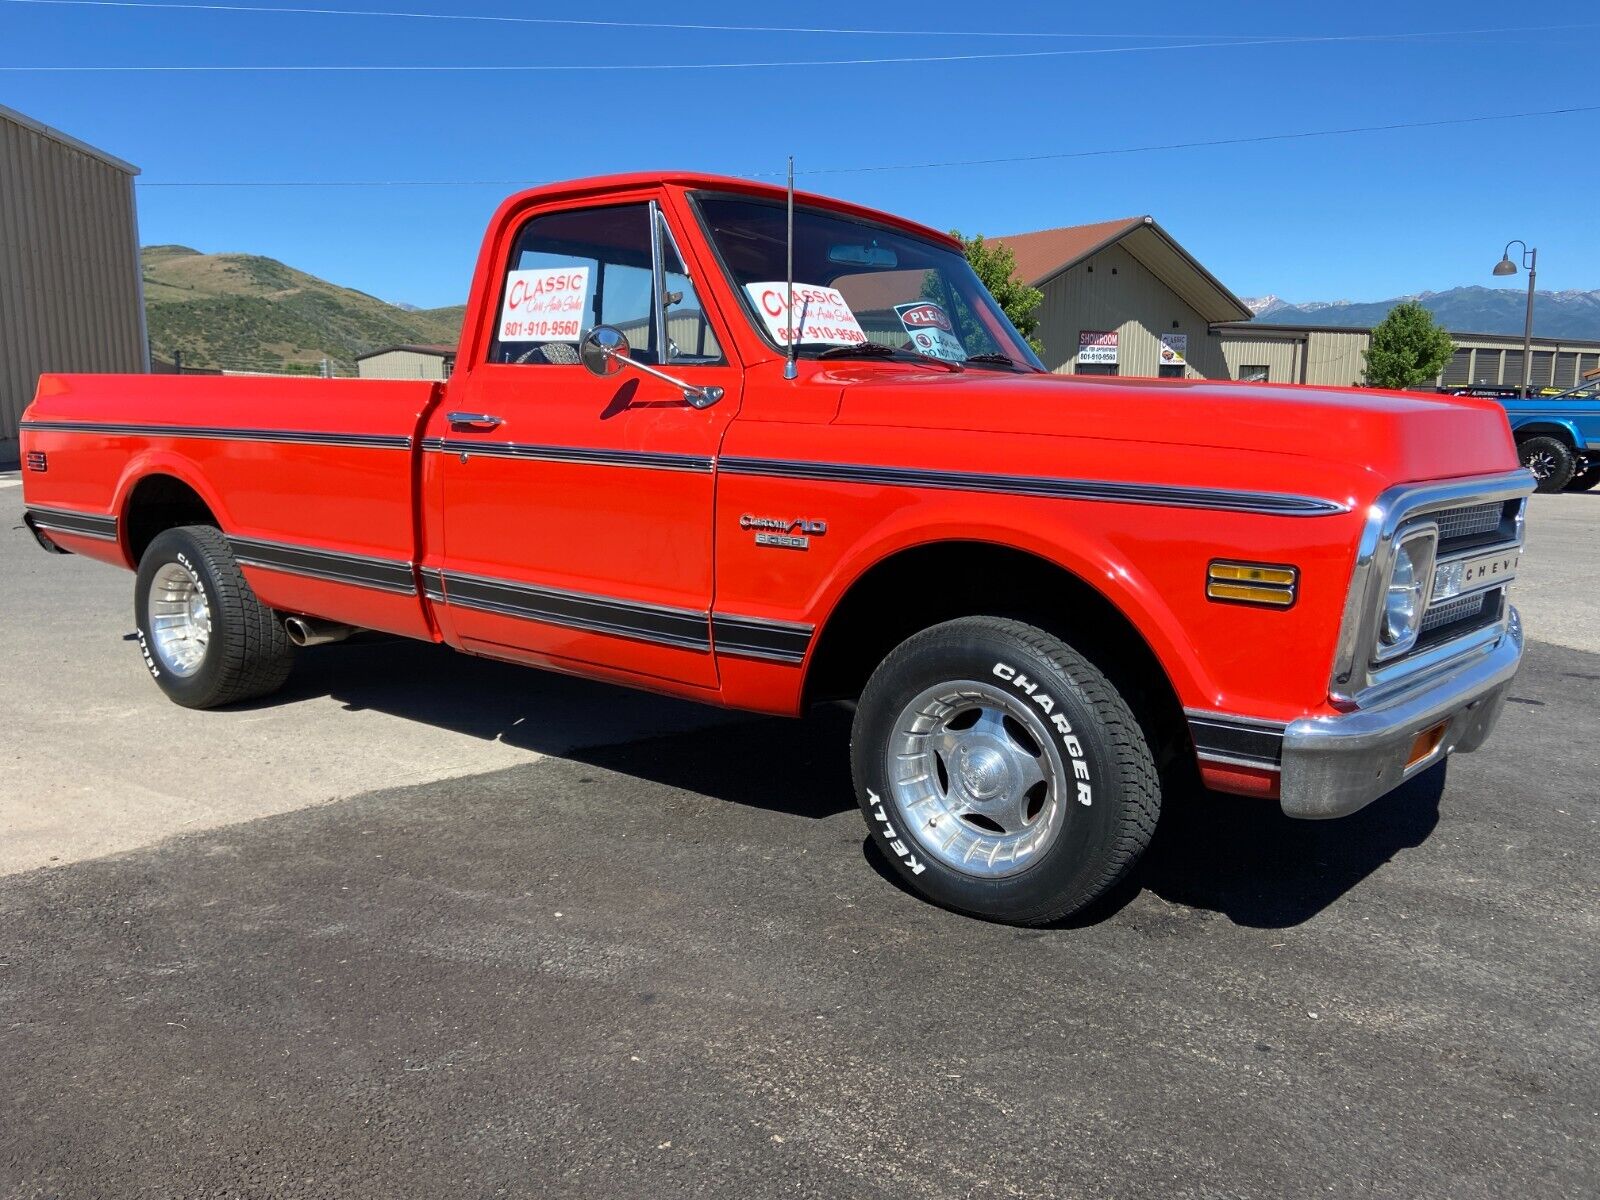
[21,172,1532,923]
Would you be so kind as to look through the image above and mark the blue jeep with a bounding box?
[1439,381,1600,493]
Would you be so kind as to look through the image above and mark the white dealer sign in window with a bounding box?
[499,267,590,342]
[744,282,866,347]
[894,301,967,363]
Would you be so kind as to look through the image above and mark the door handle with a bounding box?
[447,411,503,430]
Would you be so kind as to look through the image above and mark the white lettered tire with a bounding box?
[851,617,1159,924]
[134,525,294,709]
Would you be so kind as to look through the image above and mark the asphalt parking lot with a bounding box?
[2,479,1597,1199]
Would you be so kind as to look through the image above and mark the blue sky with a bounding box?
[3,0,1597,310]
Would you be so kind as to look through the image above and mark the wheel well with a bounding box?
[1514,424,1578,447]
[805,540,1191,772]
[123,474,219,563]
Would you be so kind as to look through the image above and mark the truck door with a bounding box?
[425,194,740,689]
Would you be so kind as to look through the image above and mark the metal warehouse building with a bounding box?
[0,105,146,466]
[993,217,1600,388]
[355,343,456,380]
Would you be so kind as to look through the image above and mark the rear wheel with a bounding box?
[1564,463,1600,492]
[1518,435,1576,493]
[851,616,1159,925]
[134,525,294,708]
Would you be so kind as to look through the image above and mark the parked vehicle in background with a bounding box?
[1439,372,1600,491]
[20,172,1534,923]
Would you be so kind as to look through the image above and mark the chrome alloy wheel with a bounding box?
[147,560,212,677]
[886,681,1068,878]
[1524,448,1557,480]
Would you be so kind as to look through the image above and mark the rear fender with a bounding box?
[110,451,236,569]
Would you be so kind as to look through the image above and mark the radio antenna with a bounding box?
[784,155,798,380]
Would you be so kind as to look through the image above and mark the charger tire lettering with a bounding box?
[867,789,926,874]
[993,662,1093,806]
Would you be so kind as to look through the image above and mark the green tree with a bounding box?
[951,231,1044,353]
[1363,301,1455,390]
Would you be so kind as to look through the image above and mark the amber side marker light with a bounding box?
[1407,721,1449,769]
[1206,561,1298,608]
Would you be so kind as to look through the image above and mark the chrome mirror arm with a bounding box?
[604,350,724,410]
[579,324,723,409]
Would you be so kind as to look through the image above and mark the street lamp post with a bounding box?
[1492,240,1537,397]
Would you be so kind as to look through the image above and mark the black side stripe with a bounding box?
[718,456,1346,518]
[711,614,814,664]
[229,537,416,595]
[24,506,118,541]
[1186,711,1286,769]
[425,438,713,473]
[22,420,410,451]
[438,570,712,652]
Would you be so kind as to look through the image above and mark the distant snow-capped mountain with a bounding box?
[1238,286,1600,340]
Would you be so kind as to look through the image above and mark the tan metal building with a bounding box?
[1214,322,1600,390]
[0,105,146,465]
[355,343,456,380]
[994,216,1600,390]
[993,217,1253,378]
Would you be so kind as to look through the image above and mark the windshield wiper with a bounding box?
[963,352,1037,372]
[816,343,962,372]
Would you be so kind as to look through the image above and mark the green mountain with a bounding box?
[142,245,464,374]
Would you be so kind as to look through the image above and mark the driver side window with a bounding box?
[491,203,659,366]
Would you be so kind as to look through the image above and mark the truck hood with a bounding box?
[830,370,1518,485]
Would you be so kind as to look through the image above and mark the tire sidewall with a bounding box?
[134,528,231,706]
[1521,436,1575,493]
[851,625,1129,922]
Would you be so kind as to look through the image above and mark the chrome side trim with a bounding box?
[229,536,417,595]
[717,457,1348,517]
[21,420,411,451]
[23,505,118,541]
[711,613,815,664]
[436,569,712,653]
[1184,709,1286,770]
[1329,469,1533,706]
[424,438,713,473]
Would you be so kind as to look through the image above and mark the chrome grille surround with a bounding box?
[1329,469,1534,710]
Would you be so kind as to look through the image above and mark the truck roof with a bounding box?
[488,171,960,251]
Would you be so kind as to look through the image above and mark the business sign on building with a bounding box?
[1159,333,1188,366]
[1078,330,1118,365]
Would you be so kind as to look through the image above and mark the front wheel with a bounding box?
[1518,436,1576,493]
[851,617,1159,925]
[134,525,294,708]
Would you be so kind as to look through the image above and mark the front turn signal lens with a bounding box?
[1207,561,1298,608]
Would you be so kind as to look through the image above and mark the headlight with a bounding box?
[1375,526,1437,661]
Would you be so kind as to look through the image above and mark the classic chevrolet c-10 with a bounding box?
[20,172,1533,923]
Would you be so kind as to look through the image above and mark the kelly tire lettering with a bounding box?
[850,616,1160,925]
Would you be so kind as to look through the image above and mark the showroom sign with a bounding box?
[1078,330,1118,365]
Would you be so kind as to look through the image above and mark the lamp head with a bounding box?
[1492,256,1518,277]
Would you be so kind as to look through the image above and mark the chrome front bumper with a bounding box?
[1279,607,1524,819]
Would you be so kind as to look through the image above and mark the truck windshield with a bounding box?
[695,195,1044,371]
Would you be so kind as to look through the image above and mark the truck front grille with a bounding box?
[1434,501,1503,543]
[1422,590,1488,634]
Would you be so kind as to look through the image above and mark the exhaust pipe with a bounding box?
[283,616,358,647]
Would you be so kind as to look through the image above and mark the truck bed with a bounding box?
[22,373,440,640]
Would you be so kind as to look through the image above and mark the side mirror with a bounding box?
[577,324,724,410]
[580,325,631,377]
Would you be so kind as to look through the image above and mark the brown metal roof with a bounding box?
[988,217,1145,287]
[991,216,1253,324]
